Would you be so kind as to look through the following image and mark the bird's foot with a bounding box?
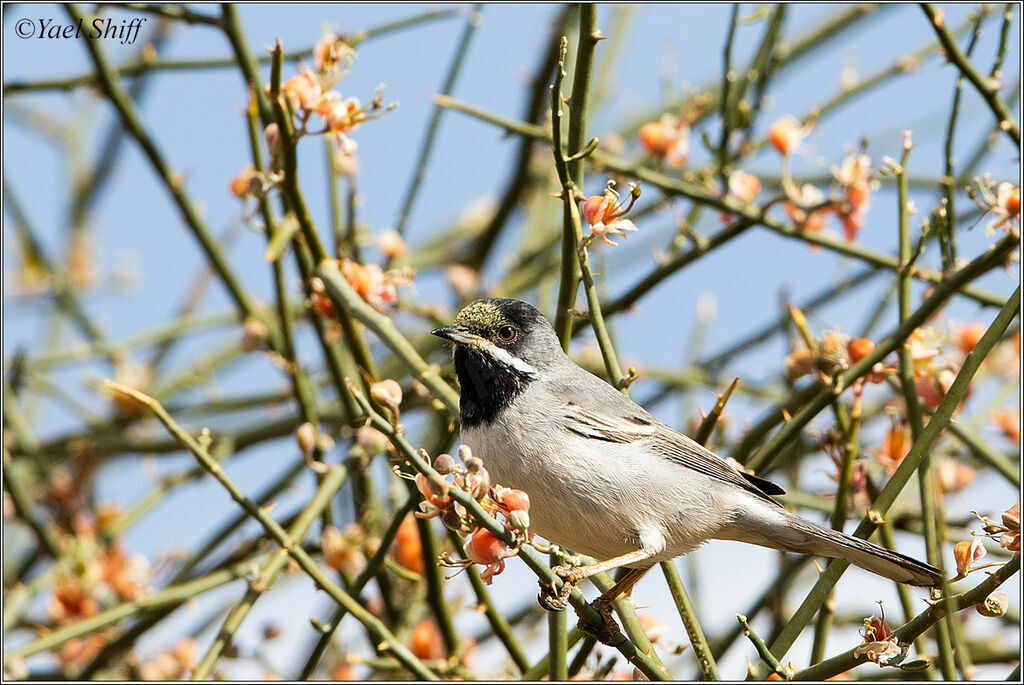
[537,565,581,612]
[577,600,624,646]
[537,578,571,612]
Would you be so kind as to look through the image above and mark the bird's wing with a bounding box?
[559,399,785,505]
[645,423,786,504]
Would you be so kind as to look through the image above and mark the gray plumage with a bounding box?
[433,298,942,588]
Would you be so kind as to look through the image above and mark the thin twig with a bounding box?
[920,3,1019,144]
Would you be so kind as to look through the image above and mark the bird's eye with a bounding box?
[496,324,518,343]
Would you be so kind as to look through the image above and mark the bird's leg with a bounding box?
[539,548,655,642]
[580,566,651,643]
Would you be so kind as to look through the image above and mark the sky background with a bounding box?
[3,3,1020,679]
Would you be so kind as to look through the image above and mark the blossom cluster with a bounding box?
[32,473,154,672]
[414,446,531,584]
[228,31,393,201]
[307,258,412,318]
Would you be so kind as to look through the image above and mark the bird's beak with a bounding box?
[431,325,482,346]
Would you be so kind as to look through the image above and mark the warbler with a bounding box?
[432,298,941,632]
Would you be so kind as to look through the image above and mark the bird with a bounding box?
[431,297,942,635]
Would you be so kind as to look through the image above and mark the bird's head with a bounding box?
[432,299,563,424]
[432,298,564,376]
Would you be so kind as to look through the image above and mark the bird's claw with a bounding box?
[537,579,571,612]
[577,600,624,645]
[537,566,581,612]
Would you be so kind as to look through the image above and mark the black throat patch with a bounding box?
[454,346,535,427]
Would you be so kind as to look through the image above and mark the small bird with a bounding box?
[432,298,941,631]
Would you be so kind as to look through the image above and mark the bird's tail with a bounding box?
[723,508,943,587]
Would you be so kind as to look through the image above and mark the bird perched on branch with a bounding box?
[433,298,941,639]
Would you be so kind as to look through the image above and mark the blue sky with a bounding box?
[3,4,1019,678]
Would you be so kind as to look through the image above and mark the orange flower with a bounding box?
[313,32,354,72]
[846,338,876,364]
[1004,185,1021,215]
[50,576,99,624]
[768,116,807,156]
[99,545,150,601]
[639,115,689,166]
[935,458,975,495]
[915,375,944,409]
[954,322,986,354]
[494,486,530,513]
[637,615,666,644]
[876,418,911,475]
[415,472,451,511]
[282,72,324,112]
[409,619,446,659]
[58,634,106,672]
[465,527,511,584]
[326,96,362,133]
[339,259,400,311]
[322,524,367,576]
[445,264,480,300]
[970,179,1019,234]
[784,347,817,379]
[953,538,986,577]
[229,166,259,199]
[582,182,640,246]
[838,182,871,242]
[854,606,906,666]
[784,183,828,233]
[392,514,424,573]
[727,169,761,204]
[1003,502,1020,530]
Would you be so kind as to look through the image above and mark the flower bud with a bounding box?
[230,166,258,199]
[785,347,817,379]
[370,379,403,410]
[1001,503,1020,530]
[323,525,366,575]
[354,425,388,454]
[847,337,876,364]
[466,468,490,500]
[506,509,530,532]
[458,444,474,462]
[295,422,317,456]
[409,619,445,659]
[976,592,1008,617]
[496,487,530,512]
[377,229,407,260]
[264,123,281,158]
[441,510,464,533]
[433,453,457,474]
[465,456,483,472]
[428,473,450,499]
[239,317,268,353]
[935,458,975,495]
